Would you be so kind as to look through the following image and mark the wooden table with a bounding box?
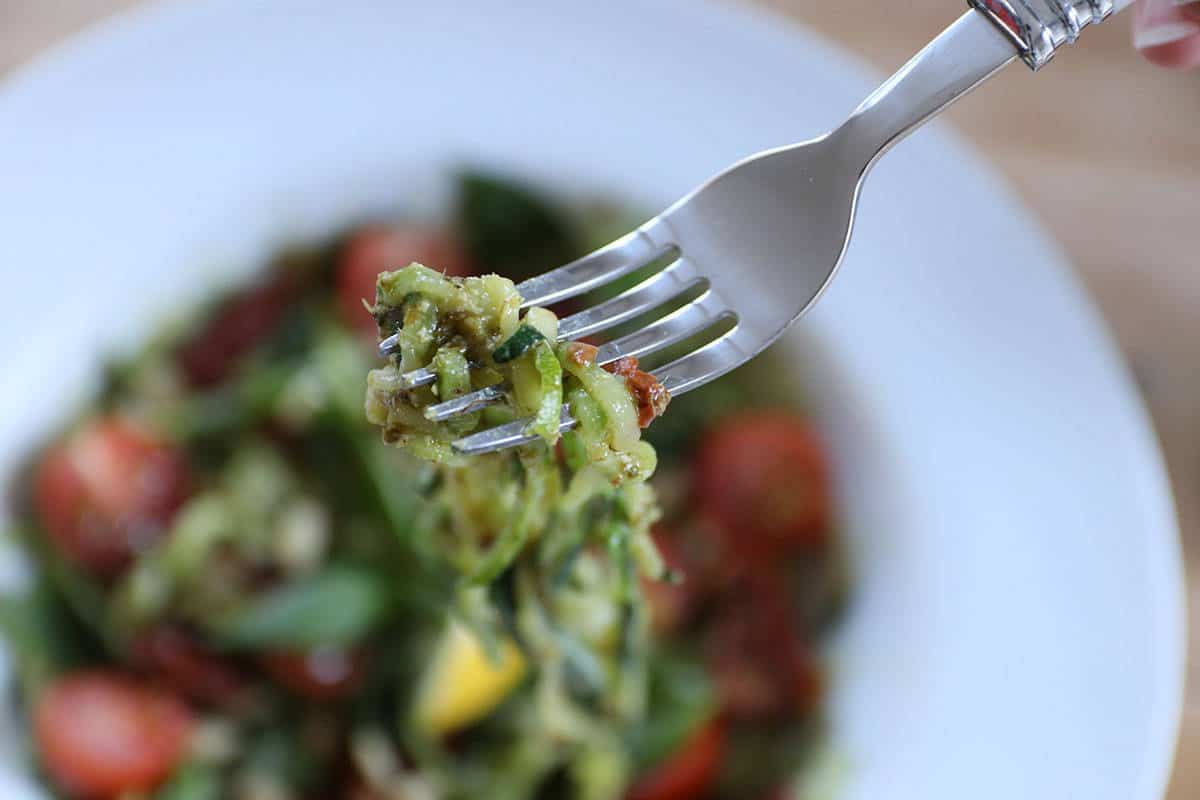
[4,1,1198,795]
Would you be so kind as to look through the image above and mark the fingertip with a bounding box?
[1176,2,1200,23]
[1137,32,1200,68]
[1134,0,1200,68]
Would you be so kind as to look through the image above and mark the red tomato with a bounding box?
[626,717,726,800]
[693,413,831,560]
[705,573,821,720]
[35,418,190,577]
[130,625,246,707]
[336,225,474,336]
[177,275,296,387]
[259,647,367,701]
[34,671,194,798]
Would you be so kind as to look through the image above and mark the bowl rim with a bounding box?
[0,0,1186,797]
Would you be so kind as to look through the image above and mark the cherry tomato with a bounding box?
[626,717,726,800]
[259,647,367,701]
[34,671,194,798]
[35,418,190,577]
[693,413,831,560]
[130,625,246,707]
[336,225,474,335]
[177,275,296,387]
[705,572,821,720]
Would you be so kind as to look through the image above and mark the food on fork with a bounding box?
[365,263,670,458]
[365,263,672,788]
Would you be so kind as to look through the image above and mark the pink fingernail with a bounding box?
[1171,0,1200,20]
[1135,0,1200,48]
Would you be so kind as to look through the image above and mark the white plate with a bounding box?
[0,1,1184,798]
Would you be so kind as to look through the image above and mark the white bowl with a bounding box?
[0,1,1184,798]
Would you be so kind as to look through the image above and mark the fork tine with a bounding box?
[449,325,756,456]
[422,282,724,425]
[651,325,754,396]
[378,332,402,359]
[594,290,732,364]
[557,258,702,340]
[395,365,438,391]
[385,255,699,397]
[393,254,697,402]
[383,225,672,382]
[515,226,672,308]
[451,405,577,456]
[424,383,506,422]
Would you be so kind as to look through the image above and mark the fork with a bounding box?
[380,0,1132,456]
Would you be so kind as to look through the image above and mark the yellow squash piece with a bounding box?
[413,620,527,736]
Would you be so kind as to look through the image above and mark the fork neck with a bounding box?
[833,11,1016,173]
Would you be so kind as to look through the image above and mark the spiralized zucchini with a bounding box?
[364,263,670,797]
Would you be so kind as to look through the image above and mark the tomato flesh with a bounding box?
[694,413,830,560]
[35,418,190,577]
[131,625,246,707]
[626,717,726,800]
[705,572,820,720]
[34,671,193,798]
[260,647,367,700]
[177,275,296,387]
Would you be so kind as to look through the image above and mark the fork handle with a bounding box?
[836,1,1129,170]
[970,0,1132,70]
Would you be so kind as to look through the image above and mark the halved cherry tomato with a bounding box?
[626,717,726,800]
[336,225,474,336]
[260,647,367,701]
[34,671,194,798]
[177,274,296,387]
[693,413,831,560]
[705,572,821,720]
[130,625,246,707]
[35,418,190,577]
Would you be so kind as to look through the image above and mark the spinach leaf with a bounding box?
[629,647,716,770]
[153,763,223,800]
[209,565,391,649]
[242,727,319,791]
[457,172,581,282]
[0,576,94,695]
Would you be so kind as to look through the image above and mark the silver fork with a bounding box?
[380,1,1131,456]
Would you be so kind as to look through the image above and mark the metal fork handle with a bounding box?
[835,0,1129,172]
[970,0,1130,70]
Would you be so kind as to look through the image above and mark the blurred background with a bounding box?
[2,0,1196,794]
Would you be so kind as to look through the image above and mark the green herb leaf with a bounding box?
[492,325,546,364]
[0,577,92,695]
[210,566,391,649]
[630,648,716,770]
[457,172,580,282]
[153,763,223,800]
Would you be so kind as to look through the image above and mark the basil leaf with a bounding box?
[211,566,390,648]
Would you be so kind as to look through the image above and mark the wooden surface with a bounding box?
[3,1,1198,795]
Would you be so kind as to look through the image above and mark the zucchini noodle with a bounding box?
[364,263,670,795]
